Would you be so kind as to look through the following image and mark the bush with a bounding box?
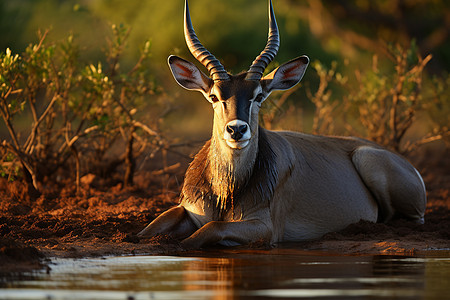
[0,25,165,197]
[265,42,449,155]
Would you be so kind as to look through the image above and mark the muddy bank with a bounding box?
[0,150,449,274]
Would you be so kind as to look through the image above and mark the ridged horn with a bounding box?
[246,0,280,81]
[184,0,229,81]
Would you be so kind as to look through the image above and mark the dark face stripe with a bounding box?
[223,96,250,123]
[214,74,259,123]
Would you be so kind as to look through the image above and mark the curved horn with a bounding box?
[184,0,229,81]
[246,0,280,81]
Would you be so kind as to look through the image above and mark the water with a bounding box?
[1,248,449,300]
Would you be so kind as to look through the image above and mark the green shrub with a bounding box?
[0,25,164,196]
[265,42,449,155]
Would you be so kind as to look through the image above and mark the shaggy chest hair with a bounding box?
[180,127,279,219]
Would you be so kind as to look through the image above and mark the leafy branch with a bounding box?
[0,25,168,197]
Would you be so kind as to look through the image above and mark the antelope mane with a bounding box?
[180,127,281,218]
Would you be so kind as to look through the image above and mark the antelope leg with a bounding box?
[180,220,271,249]
[137,206,196,239]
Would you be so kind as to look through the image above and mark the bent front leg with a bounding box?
[137,206,196,239]
[181,219,272,249]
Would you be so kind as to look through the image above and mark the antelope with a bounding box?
[138,0,426,248]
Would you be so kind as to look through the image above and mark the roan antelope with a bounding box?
[138,0,426,248]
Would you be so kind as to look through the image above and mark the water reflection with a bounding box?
[1,249,449,299]
[182,250,430,299]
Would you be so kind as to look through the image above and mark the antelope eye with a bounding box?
[209,94,219,103]
[255,93,264,103]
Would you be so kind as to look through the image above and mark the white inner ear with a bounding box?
[168,56,212,94]
[262,56,309,93]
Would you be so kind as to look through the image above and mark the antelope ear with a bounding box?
[262,56,309,92]
[168,55,213,93]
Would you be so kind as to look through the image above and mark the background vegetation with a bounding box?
[1,0,449,196]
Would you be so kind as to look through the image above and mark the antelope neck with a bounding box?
[208,126,259,189]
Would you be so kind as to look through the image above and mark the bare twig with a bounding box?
[124,126,136,187]
[64,123,81,195]
[24,94,60,154]
[1,140,38,192]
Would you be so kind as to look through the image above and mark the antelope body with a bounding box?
[138,0,426,248]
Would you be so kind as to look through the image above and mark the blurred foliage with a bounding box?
[281,0,450,72]
[2,1,448,72]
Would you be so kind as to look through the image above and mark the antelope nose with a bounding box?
[226,124,248,141]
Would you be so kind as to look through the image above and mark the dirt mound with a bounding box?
[0,238,45,275]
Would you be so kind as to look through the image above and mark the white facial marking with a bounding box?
[253,85,263,99]
[226,139,250,149]
[207,85,218,105]
[248,85,265,126]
